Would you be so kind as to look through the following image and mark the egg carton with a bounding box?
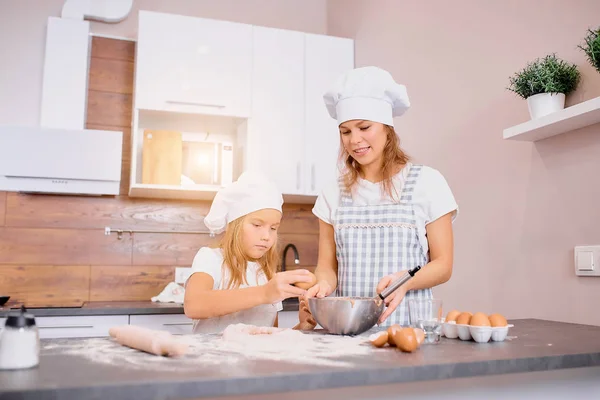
[442,321,514,343]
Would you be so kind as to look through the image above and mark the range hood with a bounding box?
[0,125,123,196]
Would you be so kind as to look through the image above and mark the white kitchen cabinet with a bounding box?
[130,11,354,202]
[35,315,129,339]
[135,11,252,118]
[304,34,355,196]
[278,311,322,329]
[247,26,305,195]
[277,311,299,329]
[129,314,194,335]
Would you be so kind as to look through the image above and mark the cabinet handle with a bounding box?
[162,323,194,327]
[311,163,316,191]
[296,162,301,190]
[166,100,226,108]
[40,325,94,329]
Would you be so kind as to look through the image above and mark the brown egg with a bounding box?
[294,271,317,290]
[489,313,508,327]
[368,331,389,348]
[387,324,402,346]
[393,328,419,353]
[470,312,491,327]
[456,312,473,325]
[446,310,461,322]
[413,328,425,346]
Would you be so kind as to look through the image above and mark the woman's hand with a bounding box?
[304,280,334,299]
[293,298,317,331]
[263,270,312,303]
[376,273,409,324]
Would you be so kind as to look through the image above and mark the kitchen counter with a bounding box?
[0,299,300,318]
[1,319,599,400]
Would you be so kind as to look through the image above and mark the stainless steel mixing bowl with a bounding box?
[307,297,384,335]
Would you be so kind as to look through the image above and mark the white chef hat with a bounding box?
[323,66,410,127]
[203,171,283,235]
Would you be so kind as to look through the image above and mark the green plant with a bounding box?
[507,54,581,99]
[579,27,600,73]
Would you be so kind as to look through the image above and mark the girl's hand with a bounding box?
[263,270,312,303]
[304,280,334,299]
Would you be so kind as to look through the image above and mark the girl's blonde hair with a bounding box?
[218,215,280,289]
[340,124,410,201]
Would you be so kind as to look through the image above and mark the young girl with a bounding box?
[184,171,313,334]
[302,66,459,328]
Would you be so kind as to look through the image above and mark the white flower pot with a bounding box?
[526,92,566,119]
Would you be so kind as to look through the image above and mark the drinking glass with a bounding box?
[408,298,443,343]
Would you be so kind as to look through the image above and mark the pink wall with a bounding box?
[328,0,600,325]
[0,0,327,126]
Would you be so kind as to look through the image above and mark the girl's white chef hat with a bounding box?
[203,171,284,235]
[323,66,410,127]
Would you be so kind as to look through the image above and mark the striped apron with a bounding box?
[333,164,431,328]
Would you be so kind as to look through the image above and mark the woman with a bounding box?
[303,66,458,327]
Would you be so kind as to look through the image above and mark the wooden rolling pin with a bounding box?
[109,325,189,357]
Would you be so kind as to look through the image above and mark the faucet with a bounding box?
[281,243,300,272]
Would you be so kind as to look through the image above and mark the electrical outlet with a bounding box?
[175,267,193,284]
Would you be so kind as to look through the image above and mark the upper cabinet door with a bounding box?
[304,34,354,196]
[135,11,252,118]
[248,26,305,195]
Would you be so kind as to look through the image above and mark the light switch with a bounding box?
[577,251,594,271]
[574,246,600,277]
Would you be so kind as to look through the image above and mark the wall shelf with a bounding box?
[503,96,600,142]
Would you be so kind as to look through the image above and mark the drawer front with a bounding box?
[129,314,193,335]
[36,315,129,339]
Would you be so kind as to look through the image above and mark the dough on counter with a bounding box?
[222,323,284,339]
[221,323,306,343]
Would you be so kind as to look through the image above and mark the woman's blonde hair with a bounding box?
[218,215,280,289]
[340,124,410,201]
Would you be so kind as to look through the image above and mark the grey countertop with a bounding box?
[1,319,599,400]
[0,299,300,317]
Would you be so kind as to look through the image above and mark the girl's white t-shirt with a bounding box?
[188,247,283,312]
[312,163,459,258]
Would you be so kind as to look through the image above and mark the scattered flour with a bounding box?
[42,324,384,371]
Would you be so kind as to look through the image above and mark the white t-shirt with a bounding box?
[312,163,458,258]
[188,247,283,312]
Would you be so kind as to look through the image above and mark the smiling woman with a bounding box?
[302,67,459,328]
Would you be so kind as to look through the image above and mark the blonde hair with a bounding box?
[340,124,410,201]
[218,215,280,289]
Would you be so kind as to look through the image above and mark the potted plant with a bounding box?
[579,27,600,73]
[507,54,581,119]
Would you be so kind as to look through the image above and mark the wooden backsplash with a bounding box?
[0,37,319,307]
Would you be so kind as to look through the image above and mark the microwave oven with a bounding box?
[141,130,234,187]
[181,140,233,187]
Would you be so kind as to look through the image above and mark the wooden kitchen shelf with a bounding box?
[129,184,318,204]
[129,183,221,201]
[503,96,600,142]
